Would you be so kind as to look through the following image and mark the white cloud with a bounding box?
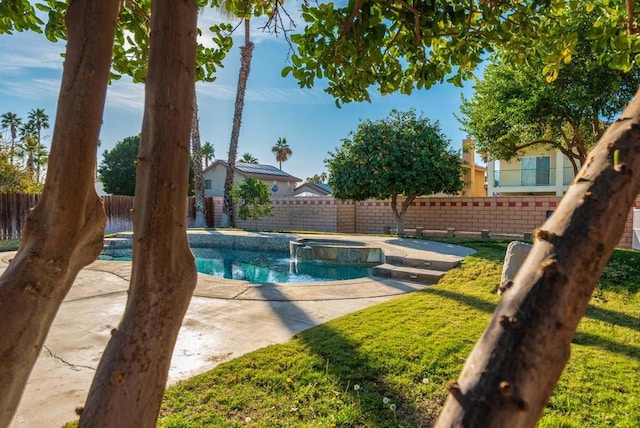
[197,81,327,105]
[0,34,64,74]
[105,81,145,111]
[0,78,60,99]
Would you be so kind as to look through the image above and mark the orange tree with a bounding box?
[327,109,462,235]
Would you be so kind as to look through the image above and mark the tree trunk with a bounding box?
[79,0,198,426]
[0,0,118,425]
[191,86,207,228]
[436,93,640,427]
[391,193,417,235]
[222,18,254,228]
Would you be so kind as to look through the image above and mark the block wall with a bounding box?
[222,197,340,232]
[354,196,560,234]
[208,195,640,249]
[337,201,356,233]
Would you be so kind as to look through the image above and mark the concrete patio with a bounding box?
[2,231,475,428]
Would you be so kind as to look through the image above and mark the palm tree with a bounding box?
[19,136,38,178]
[221,0,256,228]
[271,137,292,170]
[191,88,207,227]
[306,172,327,183]
[239,152,258,163]
[27,108,49,181]
[201,141,215,168]
[27,108,50,147]
[1,112,22,164]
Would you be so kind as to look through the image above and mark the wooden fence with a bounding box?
[0,195,215,239]
[0,194,40,239]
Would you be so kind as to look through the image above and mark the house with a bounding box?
[203,160,301,197]
[293,182,331,197]
[486,147,577,196]
[461,137,487,197]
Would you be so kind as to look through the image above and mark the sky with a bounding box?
[0,7,482,183]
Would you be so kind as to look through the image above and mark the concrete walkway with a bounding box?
[3,232,474,428]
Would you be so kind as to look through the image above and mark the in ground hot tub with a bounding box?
[290,238,383,264]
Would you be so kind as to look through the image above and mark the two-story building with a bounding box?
[486,147,577,196]
[203,161,301,197]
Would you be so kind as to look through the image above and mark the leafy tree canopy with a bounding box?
[98,135,140,196]
[459,5,640,172]
[230,177,273,224]
[0,146,41,193]
[0,0,42,34]
[7,0,233,83]
[286,0,640,105]
[327,109,462,233]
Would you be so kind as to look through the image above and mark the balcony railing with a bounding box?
[494,167,576,187]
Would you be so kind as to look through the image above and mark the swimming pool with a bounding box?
[100,246,373,284]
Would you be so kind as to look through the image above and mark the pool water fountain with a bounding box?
[289,238,383,264]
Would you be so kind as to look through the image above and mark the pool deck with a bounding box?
[3,231,475,428]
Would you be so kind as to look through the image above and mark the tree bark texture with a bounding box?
[222,19,254,228]
[436,93,640,427]
[191,87,207,228]
[0,1,118,425]
[390,193,417,235]
[79,0,198,426]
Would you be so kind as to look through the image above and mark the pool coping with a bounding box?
[98,230,476,299]
[0,231,476,302]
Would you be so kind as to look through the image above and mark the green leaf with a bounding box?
[281,66,293,77]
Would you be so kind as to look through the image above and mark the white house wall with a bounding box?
[203,166,297,197]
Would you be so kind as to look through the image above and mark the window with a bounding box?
[204,179,212,190]
[521,156,550,186]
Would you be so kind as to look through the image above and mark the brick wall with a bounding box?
[207,195,640,250]
[232,197,341,232]
[355,196,560,234]
[337,200,356,233]
[6,194,636,249]
[353,195,639,249]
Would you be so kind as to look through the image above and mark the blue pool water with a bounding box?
[100,247,372,284]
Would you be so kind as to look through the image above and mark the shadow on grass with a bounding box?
[572,331,640,360]
[422,287,640,361]
[297,323,433,427]
[254,284,429,427]
[421,287,497,314]
[586,304,640,331]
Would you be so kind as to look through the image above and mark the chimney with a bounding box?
[462,136,474,165]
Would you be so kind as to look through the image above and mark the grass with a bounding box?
[156,240,640,427]
[0,239,19,252]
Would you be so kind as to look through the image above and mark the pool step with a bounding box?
[103,237,131,248]
[383,255,459,271]
[372,263,448,284]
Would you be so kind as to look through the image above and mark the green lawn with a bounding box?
[0,239,19,252]
[157,240,640,427]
